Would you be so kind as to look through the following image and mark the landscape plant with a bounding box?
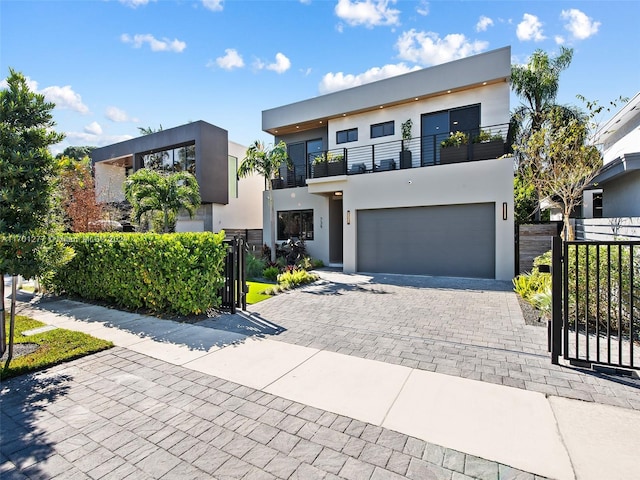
[44,232,227,315]
[565,243,639,339]
[0,68,70,368]
[237,140,289,262]
[56,155,104,232]
[245,252,267,279]
[124,169,200,233]
[440,131,468,148]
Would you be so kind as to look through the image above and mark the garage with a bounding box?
[357,203,496,278]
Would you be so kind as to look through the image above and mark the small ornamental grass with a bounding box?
[260,268,319,296]
[1,315,113,380]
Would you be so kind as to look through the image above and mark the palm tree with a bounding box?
[237,140,289,262]
[124,169,200,233]
[510,47,580,221]
[510,47,573,133]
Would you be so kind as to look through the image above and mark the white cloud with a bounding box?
[202,0,223,12]
[0,76,39,92]
[561,9,600,40]
[416,0,429,16]
[1,76,90,114]
[214,48,245,70]
[119,0,155,7]
[476,15,494,32]
[120,33,186,53]
[319,63,421,94]
[335,0,400,28]
[65,131,134,146]
[516,13,546,42]
[40,85,90,114]
[395,30,488,66]
[555,35,565,45]
[105,106,138,123]
[84,121,102,135]
[299,0,311,4]
[266,53,291,74]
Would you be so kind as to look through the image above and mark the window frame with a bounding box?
[370,121,395,139]
[336,128,358,144]
[277,209,314,241]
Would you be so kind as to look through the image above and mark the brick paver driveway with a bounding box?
[218,270,640,411]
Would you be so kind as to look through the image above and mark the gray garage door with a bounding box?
[357,203,495,278]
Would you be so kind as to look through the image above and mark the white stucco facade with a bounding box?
[94,162,126,203]
[262,47,515,280]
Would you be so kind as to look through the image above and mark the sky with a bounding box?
[2,0,638,155]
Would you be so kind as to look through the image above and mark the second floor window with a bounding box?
[337,128,358,144]
[371,121,394,138]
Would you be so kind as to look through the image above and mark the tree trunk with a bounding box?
[4,275,17,369]
[563,211,574,241]
[164,208,170,233]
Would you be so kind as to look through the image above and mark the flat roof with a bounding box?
[262,46,511,135]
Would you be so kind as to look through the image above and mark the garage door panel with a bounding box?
[357,203,495,278]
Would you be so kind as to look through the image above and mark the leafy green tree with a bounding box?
[521,106,600,240]
[513,173,538,224]
[124,169,200,233]
[55,145,95,161]
[237,140,289,262]
[510,48,583,222]
[0,68,68,367]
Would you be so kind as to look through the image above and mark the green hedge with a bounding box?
[44,232,227,315]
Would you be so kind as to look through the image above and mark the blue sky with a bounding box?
[2,0,638,154]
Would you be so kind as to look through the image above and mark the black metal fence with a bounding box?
[219,236,247,313]
[551,237,640,371]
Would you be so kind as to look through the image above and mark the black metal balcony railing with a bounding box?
[272,124,510,189]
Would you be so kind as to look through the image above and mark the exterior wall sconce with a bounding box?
[502,202,508,220]
[346,210,351,225]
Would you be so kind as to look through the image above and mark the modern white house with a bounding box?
[262,47,515,280]
[578,92,640,239]
[91,121,262,233]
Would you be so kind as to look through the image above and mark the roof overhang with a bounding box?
[262,46,511,136]
[594,92,640,145]
[590,152,640,187]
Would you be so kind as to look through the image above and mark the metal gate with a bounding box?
[550,237,640,371]
[220,236,247,313]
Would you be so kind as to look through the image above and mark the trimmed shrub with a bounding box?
[262,266,280,281]
[246,252,266,280]
[44,232,226,315]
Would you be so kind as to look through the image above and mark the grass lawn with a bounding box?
[246,281,275,304]
[1,315,113,380]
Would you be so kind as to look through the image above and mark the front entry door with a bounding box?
[421,112,448,165]
[329,197,343,264]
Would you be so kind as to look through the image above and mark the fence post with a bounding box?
[551,236,563,364]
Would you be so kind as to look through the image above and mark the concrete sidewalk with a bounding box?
[5,292,640,479]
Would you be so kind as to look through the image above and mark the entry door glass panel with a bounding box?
[286,143,305,186]
[450,105,480,140]
[421,112,448,165]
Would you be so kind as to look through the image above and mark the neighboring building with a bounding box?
[262,47,515,280]
[584,92,640,219]
[92,121,262,233]
[578,92,640,240]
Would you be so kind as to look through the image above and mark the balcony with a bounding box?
[272,124,511,189]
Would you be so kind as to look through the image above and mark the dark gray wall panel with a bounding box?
[357,203,495,278]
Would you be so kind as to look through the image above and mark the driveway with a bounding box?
[204,270,640,411]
